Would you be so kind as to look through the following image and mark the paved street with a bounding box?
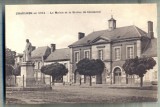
[6,85,157,104]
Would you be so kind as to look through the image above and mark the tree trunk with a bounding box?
[80,76,81,85]
[74,72,76,83]
[84,75,86,83]
[126,74,128,84]
[50,76,52,87]
[52,76,54,85]
[131,76,132,85]
[89,76,92,86]
[140,76,143,87]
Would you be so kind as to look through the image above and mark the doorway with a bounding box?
[114,67,121,84]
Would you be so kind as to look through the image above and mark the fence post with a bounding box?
[131,76,133,85]
[15,75,16,86]
[23,75,24,88]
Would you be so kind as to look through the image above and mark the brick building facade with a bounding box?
[69,16,157,85]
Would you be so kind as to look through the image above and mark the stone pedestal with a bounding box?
[18,62,35,87]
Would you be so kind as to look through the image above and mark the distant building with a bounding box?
[15,53,24,66]
[68,16,157,85]
[15,46,36,67]
[15,44,71,86]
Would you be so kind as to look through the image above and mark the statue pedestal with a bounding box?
[18,62,35,87]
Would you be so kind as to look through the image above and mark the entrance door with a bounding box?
[114,67,121,84]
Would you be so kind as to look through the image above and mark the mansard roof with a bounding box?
[45,48,70,62]
[69,25,149,47]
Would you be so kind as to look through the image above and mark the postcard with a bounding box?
[5,4,157,104]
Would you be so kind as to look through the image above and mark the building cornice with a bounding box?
[69,37,142,48]
[44,59,70,62]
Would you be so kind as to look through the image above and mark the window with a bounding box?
[115,47,121,60]
[84,50,90,59]
[126,45,134,59]
[98,50,103,60]
[74,51,80,63]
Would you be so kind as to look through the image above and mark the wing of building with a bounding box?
[44,48,71,85]
[142,38,157,83]
[142,38,157,57]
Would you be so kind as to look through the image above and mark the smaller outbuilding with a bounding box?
[44,46,71,85]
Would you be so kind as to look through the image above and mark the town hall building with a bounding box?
[68,16,157,85]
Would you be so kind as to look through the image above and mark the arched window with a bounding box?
[114,67,121,76]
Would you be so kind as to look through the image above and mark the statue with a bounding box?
[24,39,32,62]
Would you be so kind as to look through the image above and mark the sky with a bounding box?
[5,4,157,53]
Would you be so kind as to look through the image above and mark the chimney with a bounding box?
[148,21,154,39]
[32,46,36,51]
[78,32,85,40]
[108,16,116,30]
[51,44,56,52]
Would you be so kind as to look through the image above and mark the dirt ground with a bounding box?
[5,85,158,104]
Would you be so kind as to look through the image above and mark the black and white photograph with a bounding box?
[5,4,158,104]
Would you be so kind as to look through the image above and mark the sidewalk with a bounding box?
[6,82,157,91]
[57,83,158,90]
[6,86,52,91]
